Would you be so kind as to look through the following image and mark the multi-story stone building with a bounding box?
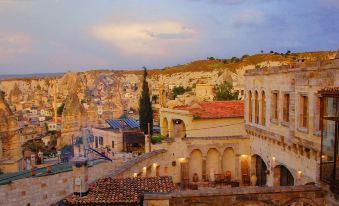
[244,52,339,197]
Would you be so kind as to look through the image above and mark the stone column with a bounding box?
[219,154,223,173]
[202,156,207,180]
[72,157,89,196]
[235,154,240,180]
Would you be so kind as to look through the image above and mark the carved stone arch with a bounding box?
[232,200,270,206]
[282,197,320,206]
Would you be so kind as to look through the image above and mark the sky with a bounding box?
[0,0,338,75]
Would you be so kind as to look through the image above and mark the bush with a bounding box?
[214,81,240,101]
[151,135,166,144]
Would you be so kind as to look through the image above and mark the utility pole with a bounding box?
[147,123,151,152]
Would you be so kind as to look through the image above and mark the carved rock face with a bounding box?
[0,91,21,163]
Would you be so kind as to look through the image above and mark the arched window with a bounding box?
[248,91,253,122]
[261,91,266,126]
[255,91,259,124]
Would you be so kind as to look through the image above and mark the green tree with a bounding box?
[171,86,192,100]
[214,81,239,101]
[139,67,153,135]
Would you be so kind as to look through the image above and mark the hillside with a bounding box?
[123,51,336,76]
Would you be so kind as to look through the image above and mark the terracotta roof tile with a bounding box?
[63,176,175,205]
[174,101,244,119]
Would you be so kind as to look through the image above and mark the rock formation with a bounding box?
[60,92,86,146]
[0,90,22,173]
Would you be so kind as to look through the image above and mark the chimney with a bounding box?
[72,157,89,196]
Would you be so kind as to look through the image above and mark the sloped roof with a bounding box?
[106,118,139,129]
[174,101,244,119]
[63,176,175,205]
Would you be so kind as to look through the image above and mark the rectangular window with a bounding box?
[283,94,290,122]
[300,95,308,128]
[99,136,104,145]
[112,141,115,148]
[272,92,279,120]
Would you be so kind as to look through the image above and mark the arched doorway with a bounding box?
[206,148,220,181]
[161,117,169,137]
[222,148,235,179]
[173,119,186,138]
[189,149,203,182]
[253,155,267,186]
[274,165,294,186]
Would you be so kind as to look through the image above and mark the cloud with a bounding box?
[233,10,265,27]
[90,21,196,56]
[0,32,32,59]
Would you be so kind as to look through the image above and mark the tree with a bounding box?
[139,67,153,135]
[260,50,264,53]
[171,86,192,100]
[214,81,240,101]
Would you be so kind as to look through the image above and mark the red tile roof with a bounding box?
[63,176,175,205]
[174,101,244,119]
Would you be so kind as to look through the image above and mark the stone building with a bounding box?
[0,91,22,173]
[153,101,250,185]
[244,53,339,197]
[195,83,214,101]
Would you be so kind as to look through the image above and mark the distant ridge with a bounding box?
[0,73,64,80]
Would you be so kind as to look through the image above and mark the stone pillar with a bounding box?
[219,154,223,173]
[72,157,89,196]
[202,156,207,180]
[235,154,240,179]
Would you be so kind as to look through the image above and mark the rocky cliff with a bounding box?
[0,51,335,115]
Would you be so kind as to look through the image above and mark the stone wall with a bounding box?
[0,161,120,206]
[144,185,326,206]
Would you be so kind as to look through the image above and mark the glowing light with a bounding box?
[143,167,147,171]
[178,157,186,162]
[153,163,157,167]
[133,173,137,177]
[272,157,276,161]
[241,154,248,158]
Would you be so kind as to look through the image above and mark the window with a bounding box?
[272,92,279,120]
[261,91,266,126]
[248,91,253,122]
[255,91,259,124]
[283,94,290,122]
[300,95,308,128]
[320,95,338,194]
[99,136,103,145]
[112,141,115,148]
[314,96,321,133]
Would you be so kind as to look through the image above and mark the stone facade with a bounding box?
[0,161,121,206]
[144,185,325,206]
[244,57,339,202]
